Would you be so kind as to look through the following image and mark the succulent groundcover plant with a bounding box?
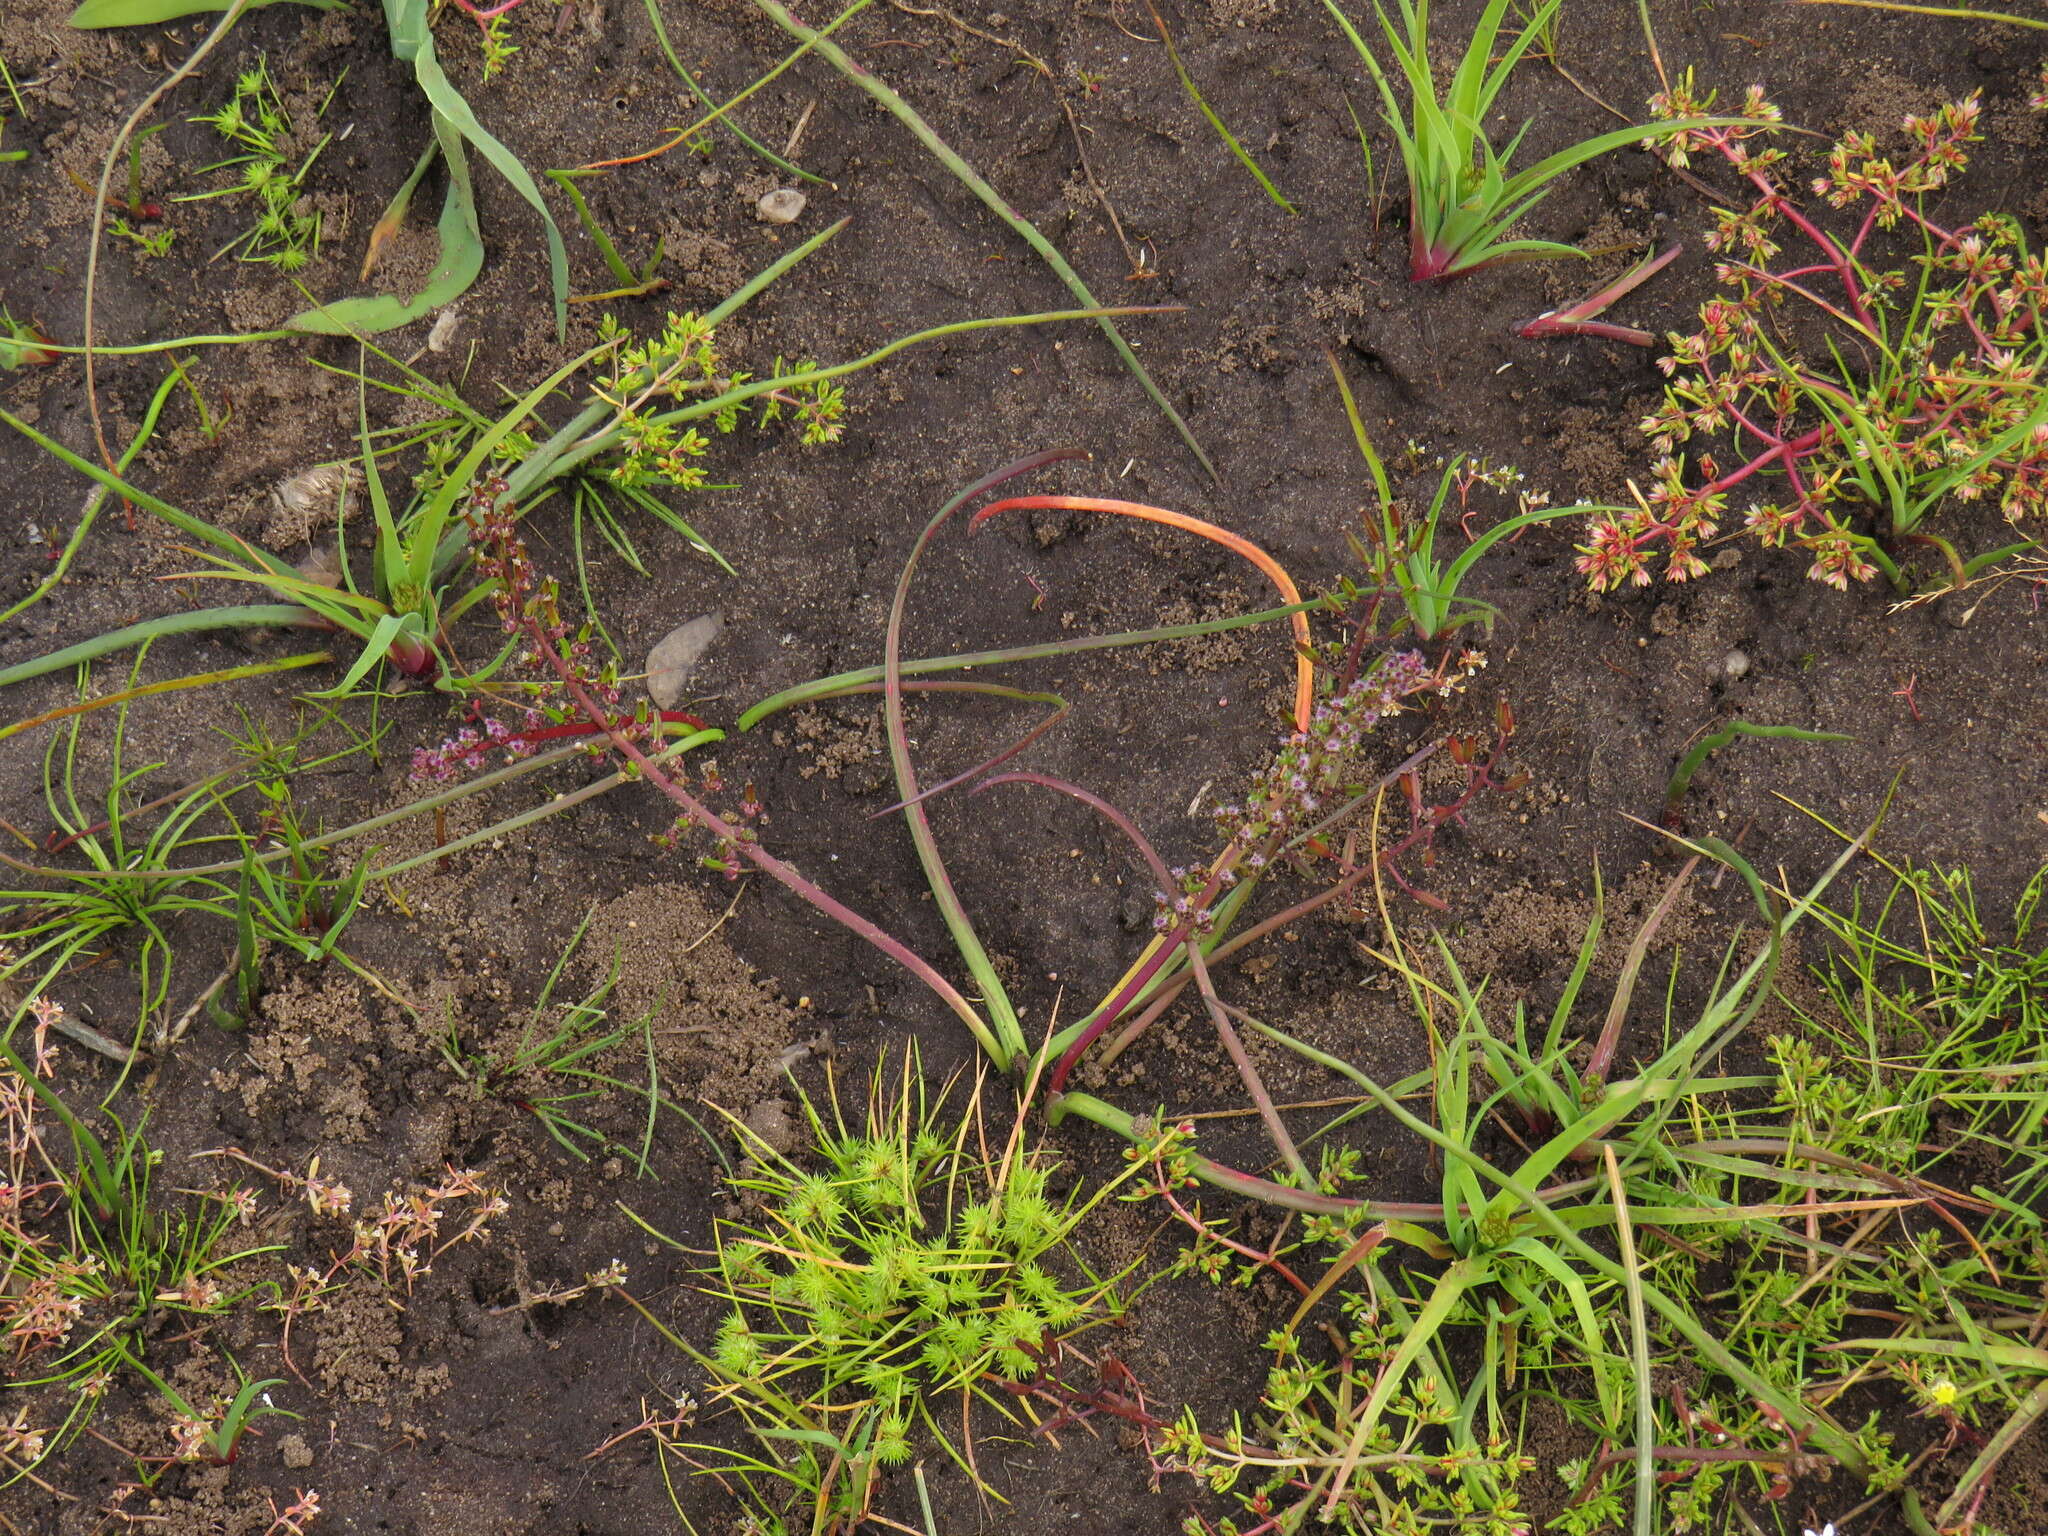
[1577,80,2047,593]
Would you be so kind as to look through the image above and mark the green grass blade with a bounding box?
[639,0,826,184]
[285,111,483,334]
[2,363,184,628]
[546,168,640,287]
[749,0,1218,483]
[1144,0,1295,214]
[1788,0,2047,25]
[386,0,569,340]
[736,601,1315,729]
[0,406,298,580]
[68,0,334,23]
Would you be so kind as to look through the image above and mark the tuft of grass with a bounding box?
[0,1036,292,1485]
[1320,0,1731,280]
[0,689,379,1041]
[437,904,727,1175]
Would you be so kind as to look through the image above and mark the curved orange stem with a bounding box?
[972,495,1313,731]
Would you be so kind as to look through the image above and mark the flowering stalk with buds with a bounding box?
[1577,78,2046,594]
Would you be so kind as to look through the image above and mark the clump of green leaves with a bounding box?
[182,59,336,271]
[0,697,375,1034]
[665,1048,1152,1527]
[590,310,846,492]
[1320,0,1727,280]
[1328,351,1574,643]
[438,903,724,1172]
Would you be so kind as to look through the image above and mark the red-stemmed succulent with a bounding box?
[1576,77,2045,594]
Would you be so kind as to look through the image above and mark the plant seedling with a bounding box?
[108,218,176,258]
[63,122,166,218]
[1328,351,1577,641]
[437,904,721,1172]
[442,0,531,81]
[0,1037,290,1480]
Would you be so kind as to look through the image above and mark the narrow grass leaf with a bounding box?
[749,0,1218,482]
[286,113,483,334]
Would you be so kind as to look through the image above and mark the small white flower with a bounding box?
[1803,1524,1837,1536]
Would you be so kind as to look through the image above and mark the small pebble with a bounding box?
[1722,648,1751,682]
[756,188,807,224]
[426,308,460,353]
[645,612,724,707]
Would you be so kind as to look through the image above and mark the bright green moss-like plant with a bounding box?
[633,1047,1156,1526]
[180,59,335,271]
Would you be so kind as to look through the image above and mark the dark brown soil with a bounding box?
[1,0,2044,1532]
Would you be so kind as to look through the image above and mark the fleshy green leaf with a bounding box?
[284,112,483,335]
[69,0,336,25]
[386,0,568,339]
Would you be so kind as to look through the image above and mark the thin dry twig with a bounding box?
[84,0,258,512]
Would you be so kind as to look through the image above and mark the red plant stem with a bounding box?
[448,0,529,20]
[1098,859,1380,1066]
[1096,737,1472,1066]
[975,772,1173,893]
[522,619,997,1044]
[1097,985,1183,1067]
[1697,425,1828,502]
[1185,937,1309,1185]
[1048,726,1454,1091]
[1518,318,1657,346]
[499,709,706,745]
[1742,165,1874,330]
[976,768,1307,1177]
[1151,1150,1311,1296]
